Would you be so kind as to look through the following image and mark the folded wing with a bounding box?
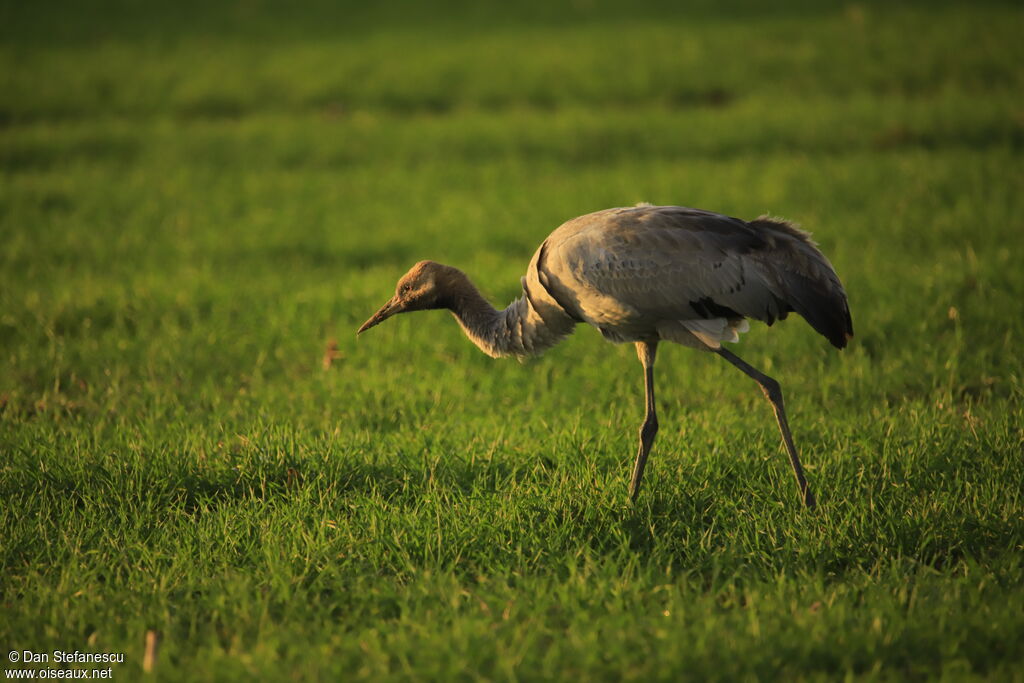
[538,206,853,349]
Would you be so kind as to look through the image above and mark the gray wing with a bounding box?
[540,206,852,348]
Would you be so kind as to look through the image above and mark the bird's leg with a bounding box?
[629,341,659,502]
[715,347,817,509]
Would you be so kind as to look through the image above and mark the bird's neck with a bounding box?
[443,268,571,359]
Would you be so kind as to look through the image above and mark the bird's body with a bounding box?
[359,205,852,507]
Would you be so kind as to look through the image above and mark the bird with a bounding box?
[358,204,852,508]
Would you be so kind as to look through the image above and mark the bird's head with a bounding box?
[357,260,455,334]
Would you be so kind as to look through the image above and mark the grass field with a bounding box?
[2,1,1023,679]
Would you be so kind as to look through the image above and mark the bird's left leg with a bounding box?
[715,347,817,509]
[629,341,659,502]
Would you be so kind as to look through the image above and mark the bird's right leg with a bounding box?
[715,347,817,508]
[629,341,659,502]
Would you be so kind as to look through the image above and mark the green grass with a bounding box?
[2,1,1023,679]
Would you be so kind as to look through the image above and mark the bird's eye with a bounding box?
[401,284,412,294]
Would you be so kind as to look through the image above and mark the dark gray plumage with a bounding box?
[359,205,853,507]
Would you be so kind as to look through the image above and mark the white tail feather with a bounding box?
[681,318,750,348]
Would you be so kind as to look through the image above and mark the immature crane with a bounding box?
[358,205,852,507]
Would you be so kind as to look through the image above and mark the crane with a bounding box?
[358,205,853,508]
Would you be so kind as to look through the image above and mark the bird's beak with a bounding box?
[357,296,403,335]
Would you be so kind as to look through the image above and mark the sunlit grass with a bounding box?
[2,1,1022,679]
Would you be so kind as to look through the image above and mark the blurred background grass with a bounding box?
[1,0,1023,679]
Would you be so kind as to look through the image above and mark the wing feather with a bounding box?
[539,206,852,347]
